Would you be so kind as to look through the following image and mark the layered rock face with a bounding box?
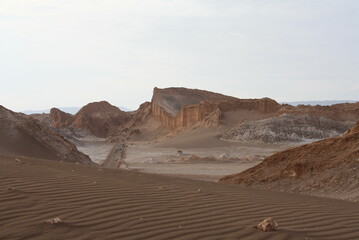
[50,101,130,138]
[0,106,93,164]
[219,121,359,201]
[222,114,355,143]
[151,87,281,130]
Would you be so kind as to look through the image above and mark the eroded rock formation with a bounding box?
[151,87,281,130]
[50,101,131,138]
[222,114,355,143]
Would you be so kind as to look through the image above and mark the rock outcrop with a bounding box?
[50,108,73,128]
[219,121,359,201]
[256,218,278,232]
[0,105,93,164]
[50,101,131,138]
[277,102,359,122]
[222,114,354,143]
[151,87,281,130]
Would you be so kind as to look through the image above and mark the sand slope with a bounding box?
[0,106,92,164]
[1,155,358,240]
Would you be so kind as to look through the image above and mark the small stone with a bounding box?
[197,189,201,193]
[45,217,63,224]
[7,186,15,191]
[256,217,278,231]
[15,158,21,163]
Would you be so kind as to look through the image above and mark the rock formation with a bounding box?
[151,87,281,130]
[50,101,131,138]
[0,105,93,164]
[222,114,354,143]
[256,218,278,232]
[277,102,359,122]
[219,121,359,201]
[50,108,73,128]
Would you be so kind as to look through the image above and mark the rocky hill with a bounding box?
[219,121,359,201]
[222,114,355,143]
[50,101,131,138]
[0,105,93,164]
[151,87,281,131]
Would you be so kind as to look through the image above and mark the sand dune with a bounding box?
[1,155,358,240]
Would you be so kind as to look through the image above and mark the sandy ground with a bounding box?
[74,137,115,165]
[1,155,358,240]
[123,142,296,182]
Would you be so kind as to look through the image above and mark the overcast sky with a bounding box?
[1,0,358,111]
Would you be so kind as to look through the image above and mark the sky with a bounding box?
[0,0,358,112]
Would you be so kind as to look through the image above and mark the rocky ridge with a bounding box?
[222,114,355,143]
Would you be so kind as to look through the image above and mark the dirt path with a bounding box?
[102,143,127,169]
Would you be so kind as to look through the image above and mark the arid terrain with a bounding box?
[1,87,359,240]
[1,155,359,240]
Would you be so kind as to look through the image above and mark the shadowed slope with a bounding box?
[0,106,92,164]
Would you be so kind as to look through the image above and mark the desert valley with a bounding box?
[1,87,359,240]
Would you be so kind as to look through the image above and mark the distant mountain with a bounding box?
[22,106,132,115]
[282,100,357,106]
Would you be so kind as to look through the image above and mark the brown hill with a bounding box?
[0,105,93,164]
[151,87,281,130]
[50,101,130,138]
[219,121,359,201]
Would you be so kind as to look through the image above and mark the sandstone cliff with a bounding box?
[151,87,281,130]
[0,105,93,164]
[219,121,359,201]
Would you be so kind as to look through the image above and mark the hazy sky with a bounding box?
[1,0,358,111]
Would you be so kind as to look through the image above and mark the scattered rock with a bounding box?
[177,150,184,156]
[256,217,278,231]
[15,158,21,163]
[45,217,63,224]
[197,188,202,193]
[144,158,157,164]
[7,186,15,191]
[219,153,230,160]
[119,163,130,170]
